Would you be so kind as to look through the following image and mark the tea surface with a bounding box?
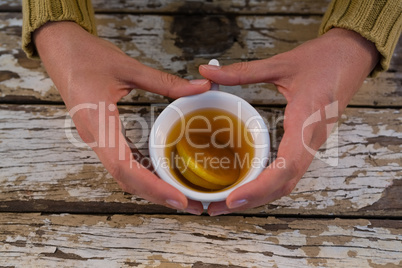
[164,108,256,193]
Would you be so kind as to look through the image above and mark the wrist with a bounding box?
[32,21,99,104]
[34,21,85,57]
[319,28,380,108]
[324,28,380,76]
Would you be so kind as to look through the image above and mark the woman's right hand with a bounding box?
[34,21,210,214]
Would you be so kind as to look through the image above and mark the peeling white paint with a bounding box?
[289,17,321,25]
[67,187,112,199]
[0,54,54,95]
[4,17,21,27]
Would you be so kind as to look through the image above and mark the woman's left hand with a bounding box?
[199,28,379,216]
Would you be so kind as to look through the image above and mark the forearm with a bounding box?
[32,20,129,109]
[22,0,97,58]
[319,28,379,105]
[320,0,402,77]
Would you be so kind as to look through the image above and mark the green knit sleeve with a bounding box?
[22,0,97,59]
[319,0,402,77]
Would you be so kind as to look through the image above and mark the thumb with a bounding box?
[120,58,211,99]
[199,58,284,86]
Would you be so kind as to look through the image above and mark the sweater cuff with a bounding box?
[22,0,97,59]
[319,0,402,77]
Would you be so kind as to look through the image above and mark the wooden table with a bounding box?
[1,1,401,267]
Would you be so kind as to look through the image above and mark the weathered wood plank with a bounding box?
[1,13,401,106]
[0,0,332,14]
[0,213,400,267]
[0,104,401,216]
[93,0,332,14]
[0,0,20,12]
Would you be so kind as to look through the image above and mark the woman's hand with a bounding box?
[34,21,210,213]
[200,28,379,216]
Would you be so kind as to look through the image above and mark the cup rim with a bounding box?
[149,90,270,203]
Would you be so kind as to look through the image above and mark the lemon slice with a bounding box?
[176,155,224,190]
[176,134,239,186]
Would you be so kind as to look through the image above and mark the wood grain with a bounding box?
[1,1,401,266]
[0,0,332,14]
[1,104,400,216]
[1,13,401,106]
[0,213,400,267]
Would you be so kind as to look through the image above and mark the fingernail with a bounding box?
[189,79,209,85]
[200,65,222,71]
[228,199,248,209]
[166,199,185,210]
[186,208,203,215]
[209,210,230,217]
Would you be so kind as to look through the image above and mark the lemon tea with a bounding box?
[164,108,256,193]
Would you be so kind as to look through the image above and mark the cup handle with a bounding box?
[208,59,220,91]
[202,201,210,210]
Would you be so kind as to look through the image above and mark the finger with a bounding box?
[185,199,205,215]
[208,157,302,215]
[77,104,193,211]
[98,130,192,210]
[124,136,154,173]
[119,58,211,99]
[228,157,308,213]
[207,200,230,216]
[208,115,315,215]
[208,178,298,216]
[198,58,286,86]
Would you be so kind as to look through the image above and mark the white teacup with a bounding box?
[149,90,270,209]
